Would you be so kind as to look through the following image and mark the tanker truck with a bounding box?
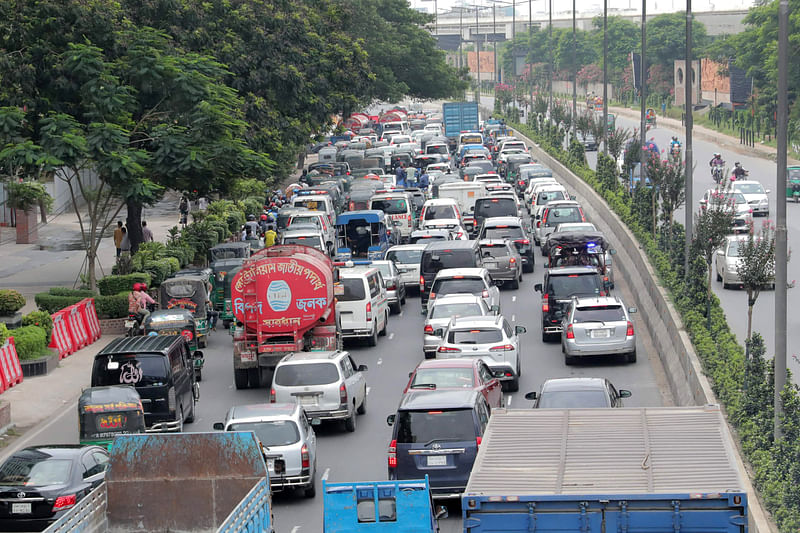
[230,245,339,389]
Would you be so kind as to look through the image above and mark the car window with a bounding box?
[476,400,490,431]
[502,320,513,338]
[537,390,609,408]
[735,183,764,194]
[228,420,300,447]
[727,240,742,257]
[411,367,475,388]
[537,190,567,204]
[431,278,485,296]
[0,457,73,485]
[170,349,183,375]
[573,305,625,322]
[546,274,602,298]
[484,226,524,240]
[372,199,408,214]
[92,354,169,387]
[338,278,366,301]
[431,302,483,319]
[422,250,475,272]
[545,207,583,226]
[274,362,339,386]
[283,236,322,247]
[368,274,379,298]
[81,453,97,478]
[475,199,517,218]
[424,205,456,220]
[480,245,511,259]
[478,363,494,383]
[386,249,423,264]
[396,409,477,443]
[448,328,502,344]
[340,360,352,379]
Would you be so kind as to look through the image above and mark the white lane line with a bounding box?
[507,395,513,407]
[389,332,395,340]
[399,311,404,317]
[291,526,301,533]
[377,358,383,366]
[367,387,371,395]
[322,468,331,481]
[512,314,516,322]
[512,296,517,302]
[0,400,77,463]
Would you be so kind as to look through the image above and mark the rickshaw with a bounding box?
[334,210,394,260]
[78,385,145,450]
[208,257,247,326]
[159,275,212,348]
[787,166,800,202]
[645,108,657,129]
[144,309,205,380]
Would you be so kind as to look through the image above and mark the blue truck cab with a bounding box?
[323,477,446,532]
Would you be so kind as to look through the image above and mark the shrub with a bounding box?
[34,293,83,314]
[21,311,54,343]
[98,273,151,296]
[0,289,26,315]
[48,287,96,298]
[142,259,174,286]
[94,293,130,319]
[12,325,49,360]
[164,242,193,267]
[0,323,9,347]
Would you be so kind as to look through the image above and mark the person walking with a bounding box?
[179,194,189,226]
[264,227,277,247]
[141,221,154,243]
[113,221,124,257]
[119,226,131,255]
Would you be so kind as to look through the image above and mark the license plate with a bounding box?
[427,455,447,466]
[591,329,611,338]
[484,261,497,268]
[240,351,256,363]
[11,503,31,514]
[298,395,318,406]
[124,320,136,328]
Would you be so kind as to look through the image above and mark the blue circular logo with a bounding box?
[266,280,292,312]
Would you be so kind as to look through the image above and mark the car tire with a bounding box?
[357,389,367,415]
[177,407,185,432]
[401,293,406,305]
[199,337,207,348]
[541,246,548,257]
[344,409,357,432]
[565,354,578,365]
[304,470,317,498]
[223,320,231,329]
[626,350,637,363]
[507,376,520,392]
[391,301,402,314]
[367,325,378,347]
[379,312,388,336]
[542,331,549,343]
[534,238,540,246]
[185,400,195,424]
[508,277,519,290]
[234,368,249,389]
[716,270,722,282]
[195,369,202,382]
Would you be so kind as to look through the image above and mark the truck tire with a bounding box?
[259,367,274,388]
[344,409,357,432]
[234,369,250,389]
[367,325,378,347]
[247,368,261,388]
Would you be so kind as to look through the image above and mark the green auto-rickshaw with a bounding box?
[79,385,146,450]
[209,258,246,328]
[143,309,204,381]
[159,275,211,347]
[787,166,800,202]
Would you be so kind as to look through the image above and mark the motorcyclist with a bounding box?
[259,213,269,233]
[670,136,681,153]
[128,283,155,325]
[709,153,724,167]
[732,162,748,180]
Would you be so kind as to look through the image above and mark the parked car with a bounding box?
[478,239,523,288]
[436,315,526,391]
[561,296,638,364]
[370,260,407,314]
[429,268,500,312]
[271,350,368,433]
[423,294,496,359]
[385,244,426,292]
[477,216,534,272]
[213,403,317,498]
[524,377,631,408]
[0,445,109,531]
[404,358,504,410]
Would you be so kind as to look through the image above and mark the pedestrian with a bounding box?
[113,221,124,257]
[264,227,277,247]
[179,194,189,225]
[119,226,131,255]
[197,196,208,211]
[141,221,154,243]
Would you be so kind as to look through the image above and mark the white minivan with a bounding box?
[369,191,414,243]
[336,267,389,346]
[292,193,336,225]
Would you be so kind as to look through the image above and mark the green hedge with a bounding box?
[34,293,84,314]
[21,311,53,343]
[511,118,800,531]
[48,287,96,298]
[0,289,25,315]
[12,325,49,360]
[142,258,179,286]
[94,293,129,319]
[98,273,151,296]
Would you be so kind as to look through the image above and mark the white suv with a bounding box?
[271,350,368,432]
[336,267,390,346]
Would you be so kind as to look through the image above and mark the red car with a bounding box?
[404,358,504,410]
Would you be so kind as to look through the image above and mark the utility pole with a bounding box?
[512,0,516,86]
[529,0,533,122]
[571,0,577,137]
[435,0,439,36]
[476,4,481,101]
[548,0,553,113]
[774,0,789,441]
[639,0,647,178]
[602,0,608,154]
[493,3,497,96]
[460,7,464,70]
[684,0,693,275]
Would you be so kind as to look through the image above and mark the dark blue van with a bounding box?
[386,389,489,499]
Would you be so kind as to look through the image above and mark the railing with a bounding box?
[218,477,272,533]
[43,483,108,533]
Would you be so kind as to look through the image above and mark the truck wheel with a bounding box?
[234,369,250,389]
[259,367,274,388]
[247,368,261,388]
[344,409,357,432]
[367,325,378,347]
[357,389,367,414]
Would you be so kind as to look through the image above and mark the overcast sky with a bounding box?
[410,0,756,17]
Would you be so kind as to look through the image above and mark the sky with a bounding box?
[410,0,756,17]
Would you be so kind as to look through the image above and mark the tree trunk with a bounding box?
[38,198,48,224]
[87,249,97,292]
[652,192,657,238]
[126,199,144,255]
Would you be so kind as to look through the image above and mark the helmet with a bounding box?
[247,214,256,221]
[735,162,741,167]
[260,214,268,221]
[140,283,148,292]
[714,152,721,157]
[132,283,142,291]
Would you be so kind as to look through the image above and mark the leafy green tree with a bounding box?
[591,16,640,79]
[646,13,709,82]
[554,28,597,78]
[736,221,777,342]
[606,127,632,168]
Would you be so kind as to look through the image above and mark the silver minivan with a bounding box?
[385,243,427,291]
[271,350,368,433]
[336,267,390,346]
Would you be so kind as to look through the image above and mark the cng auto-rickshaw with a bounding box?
[334,210,394,260]
[143,309,205,380]
[159,275,212,347]
[209,257,246,327]
[787,166,800,202]
[78,385,146,450]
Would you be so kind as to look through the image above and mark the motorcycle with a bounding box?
[792,182,800,203]
[711,164,725,184]
[669,144,681,160]
[124,303,156,337]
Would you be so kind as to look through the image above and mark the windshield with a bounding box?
[537,190,567,204]
[274,362,339,386]
[547,274,602,298]
[431,278,485,296]
[411,368,475,388]
[338,278,366,302]
[411,235,446,244]
[538,390,609,408]
[431,302,483,319]
[228,420,300,447]
[556,223,596,233]
[727,240,742,257]
[396,409,476,443]
[0,456,73,486]
[480,245,510,258]
[422,250,475,272]
[475,199,517,218]
[92,354,170,387]
[387,249,423,264]
[282,236,322,249]
[545,207,583,226]
[573,305,625,323]
[373,264,393,279]
[721,193,747,204]
[290,216,322,228]
[427,145,448,155]
[448,328,502,344]
[294,198,329,212]
[735,183,765,194]
[460,135,482,145]
[424,205,456,220]
[210,247,247,261]
[484,226,524,240]
[371,199,408,215]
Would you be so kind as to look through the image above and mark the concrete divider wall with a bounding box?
[509,126,775,533]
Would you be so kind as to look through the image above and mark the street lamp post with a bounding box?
[602,0,608,154]
[684,0,693,275]
[639,0,647,177]
[476,3,481,100]
[548,0,552,113]
[571,0,577,137]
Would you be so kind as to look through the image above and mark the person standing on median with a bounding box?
[119,226,131,255]
[141,221,154,243]
[113,221,124,257]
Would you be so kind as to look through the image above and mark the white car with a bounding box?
[733,180,770,216]
[423,294,496,359]
[386,243,427,290]
[524,177,559,207]
[420,198,462,224]
[715,235,775,289]
[699,188,753,234]
[421,218,468,240]
[429,267,501,312]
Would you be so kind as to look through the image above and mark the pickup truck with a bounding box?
[461,406,748,533]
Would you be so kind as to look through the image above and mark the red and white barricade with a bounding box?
[49,309,76,359]
[0,338,23,389]
[77,298,101,343]
[65,304,89,350]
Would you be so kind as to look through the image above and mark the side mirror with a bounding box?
[534,283,543,292]
[357,364,368,372]
[609,249,617,256]
[212,422,224,431]
[766,189,772,194]
[515,325,527,334]
[628,306,638,314]
[386,414,396,426]
[524,391,538,401]
[435,506,449,520]
[490,305,500,314]
[619,389,632,398]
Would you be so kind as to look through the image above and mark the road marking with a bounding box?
[512,314,516,322]
[322,468,331,481]
[512,296,517,302]
[399,311,403,317]
[377,358,383,366]
[389,332,395,340]
[0,400,77,463]
[367,387,371,395]
[291,526,301,533]
[507,395,513,407]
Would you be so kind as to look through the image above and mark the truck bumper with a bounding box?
[305,408,351,421]
[341,328,374,338]
[269,473,312,491]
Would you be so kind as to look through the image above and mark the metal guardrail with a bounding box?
[218,477,273,533]
[43,483,108,533]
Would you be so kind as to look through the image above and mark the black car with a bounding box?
[534,266,606,342]
[0,445,109,531]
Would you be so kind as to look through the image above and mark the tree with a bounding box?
[606,127,632,168]
[736,221,777,343]
[591,16,640,79]
[646,13,709,82]
[554,28,597,77]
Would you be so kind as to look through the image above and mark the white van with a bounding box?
[335,267,389,346]
[292,193,336,225]
[437,182,488,234]
[368,191,414,243]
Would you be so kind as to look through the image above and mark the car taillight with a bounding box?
[339,383,348,406]
[387,282,396,290]
[626,321,634,336]
[509,257,516,264]
[490,344,514,351]
[388,439,397,468]
[536,220,541,228]
[515,239,530,245]
[438,346,462,353]
[366,301,372,321]
[269,388,276,403]
[424,325,434,334]
[420,275,425,287]
[599,291,606,297]
[481,289,489,298]
[301,444,310,468]
[429,292,436,299]
[52,494,77,512]
[477,436,482,446]
[566,324,575,339]
[542,300,549,312]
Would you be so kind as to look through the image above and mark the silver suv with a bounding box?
[271,351,368,432]
[429,268,501,312]
[423,294,496,359]
[213,403,317,497]
[561,296,637,364]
